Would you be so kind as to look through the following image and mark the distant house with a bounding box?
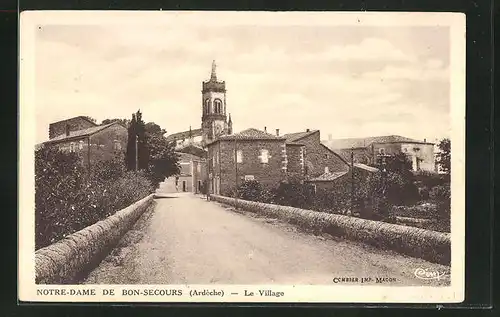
[163,144,207,194]
[322,135,436,172]
[283,129,350,179]
[42,118,128,172]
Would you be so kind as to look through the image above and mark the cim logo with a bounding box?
[414,268,450,280]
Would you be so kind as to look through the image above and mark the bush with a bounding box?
[35,147,153,250]
[273,181,315,209]
[429,184,451,231]
[235,180,275,203]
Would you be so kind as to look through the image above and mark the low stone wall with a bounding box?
[211,195,451,265]
[35,194,155,284]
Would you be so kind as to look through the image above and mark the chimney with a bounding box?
[65,124,70,136]
[328,134,332,141]
[264,126,267,133]
[306,128,310,132]
[276,129,280,136]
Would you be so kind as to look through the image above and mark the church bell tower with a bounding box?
[201,60,231,146]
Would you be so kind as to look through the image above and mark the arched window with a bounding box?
[204,99,210,114]
[214,99,222,114]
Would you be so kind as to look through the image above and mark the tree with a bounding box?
[82,116,97,123]
[144,122,179,187]
[102,118,130,127]
[436,138,451,175]
[125,110,148,171]
[373,152,419,207]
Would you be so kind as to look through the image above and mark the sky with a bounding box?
[33,16,451,144]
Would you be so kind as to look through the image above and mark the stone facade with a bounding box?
[284,130,350,178]
[49,116,97,139]
[208,139,287,195]
[285,143,306,182]
[43,122,128,172]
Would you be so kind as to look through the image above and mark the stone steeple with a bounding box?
[210,60,217,81]
[201,61,229,146]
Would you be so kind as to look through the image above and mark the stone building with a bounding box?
[206,127,357,196]
[162,145,207,194]
[48,116,97,140]
[322,135,436,172]
[42,120,128,172]
[283,129,350,179]
[206,128,292,195]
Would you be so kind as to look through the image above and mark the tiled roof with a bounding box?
[218,128,285,141]
[308,171,348,182]
[166,128,203,141]
[283,130,318,144]
[44,122,119,144]
[353,163,379,172]
[322,135,432,150]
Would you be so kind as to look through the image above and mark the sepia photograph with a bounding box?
[19,11,465,303]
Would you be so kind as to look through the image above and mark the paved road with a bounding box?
[84,191,450,286]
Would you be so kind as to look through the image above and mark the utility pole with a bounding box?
[378,153,390,219]
[351,147,354,215]
[135,133,138,171]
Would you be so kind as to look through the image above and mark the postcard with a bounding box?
[19,10,465,303]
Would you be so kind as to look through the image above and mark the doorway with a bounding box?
[182,181,187,192]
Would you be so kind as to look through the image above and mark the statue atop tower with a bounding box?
[201,60,230,147]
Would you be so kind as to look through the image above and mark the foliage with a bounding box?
[82,116,97,123]
[125,111,180,188]
[373,152,420,206]
[436,138,451,175]
[145,131,180,188]
[125,110,148,171]
[101,118,130,127]
[35,147,153,250]
[235,181,274,203]
[273,181,315,209]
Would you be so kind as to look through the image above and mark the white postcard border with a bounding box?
[19,10,466,303]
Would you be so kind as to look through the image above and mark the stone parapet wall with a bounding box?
[35,194,155,284]
[210,195,450,265]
